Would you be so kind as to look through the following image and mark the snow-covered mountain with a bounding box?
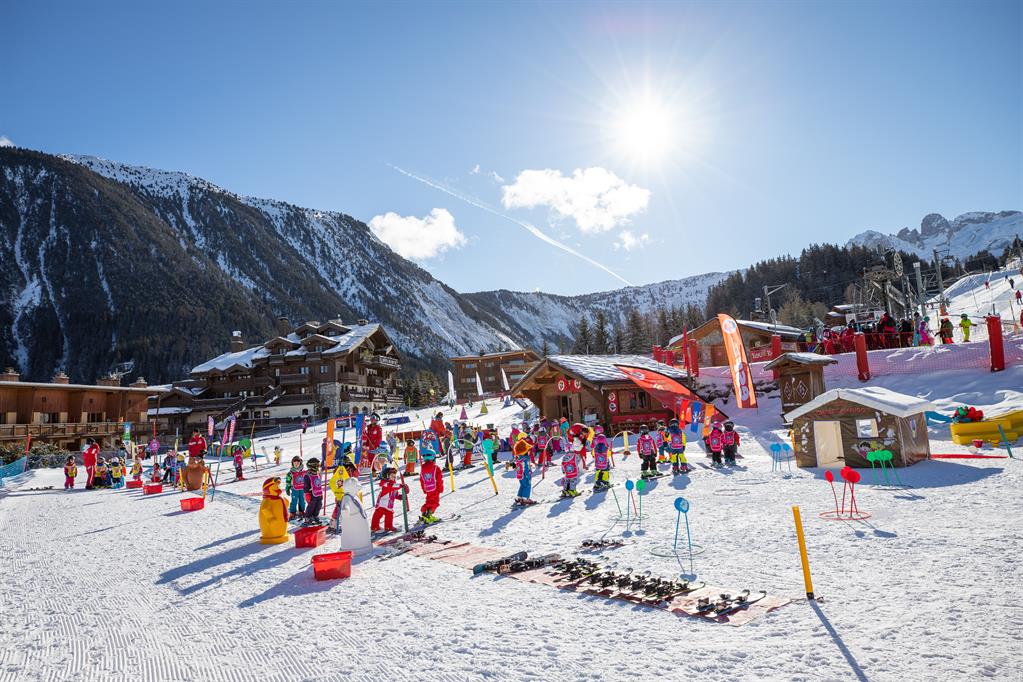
[847,211,1022,261]
[0,149,716,382]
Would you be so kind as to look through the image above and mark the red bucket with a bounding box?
[143,483,163,495]
[126,480,143,489]
[312,551,352,580]
[295,525,327,548]
[972,439,985,450]
[180,497,204,511]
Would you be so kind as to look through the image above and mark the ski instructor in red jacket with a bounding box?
[83,438,99,489]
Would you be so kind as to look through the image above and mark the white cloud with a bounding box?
[470,163,504,183]
[0,136,13,148]
[501,167,650,233]
[614,230,651,251]
[368,208,467,260]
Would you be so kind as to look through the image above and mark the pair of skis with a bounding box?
[695,589,768,617]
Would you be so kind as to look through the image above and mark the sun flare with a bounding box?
[612,96,675,164]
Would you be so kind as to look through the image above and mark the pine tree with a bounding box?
[592,311,610,354]
[623,308,649,354]
[571,318,592,354]
[611,326,624,354]
[655,308,671,346]
[540,339,550,357]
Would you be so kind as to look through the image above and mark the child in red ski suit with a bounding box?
[637,426,658,479]
[419,451,444,523]
[64,456,77,490]
[722,421,740,465]
[232,446,245,480]
[372,467,408,532]
[707,423,725,466]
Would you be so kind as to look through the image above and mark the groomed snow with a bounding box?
[1,365,1021,681]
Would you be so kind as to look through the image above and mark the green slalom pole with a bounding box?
[609,485,624,517]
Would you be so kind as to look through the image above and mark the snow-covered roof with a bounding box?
[546,355,689,384]
[669,319,806,347]
[148,406,192,416]
[763,352,838,370]
[190,323,384,374]
[785,386,936,421]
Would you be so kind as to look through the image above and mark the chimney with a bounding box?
[52,372,70,385]
[130,377,148,388]
[96,374,121,387]
[230,331,245,352]
[357,319,368,326]
[277,316,290,336]
[0,367,19,382]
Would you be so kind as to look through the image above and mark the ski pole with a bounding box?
[609,485,623,517]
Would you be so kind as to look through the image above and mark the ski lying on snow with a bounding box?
[473,551,528,575]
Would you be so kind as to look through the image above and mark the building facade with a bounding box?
[151,319,403,434]
[667,319,806,367]
[0,368,163,449]
[450,350,540,398]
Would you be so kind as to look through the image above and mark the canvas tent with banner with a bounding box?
[785,386,935,468]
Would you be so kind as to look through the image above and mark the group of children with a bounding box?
[63,453,150,489]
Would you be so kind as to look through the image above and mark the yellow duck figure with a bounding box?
[259,477,290,544]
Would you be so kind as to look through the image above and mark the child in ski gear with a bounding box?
[162,451,175,481]
[403,439,419,476]
[110,458,125,489]
[329,452,360,528]
[285,457,307,516]
[707,423,724,466]
[371,467,407,532]
[722,421,740,465]
[591,425,612,490]
[938,317,954,344]
[637,426,658,478]
[64,456,77,490]
[512,438,535,505]
[666,419,689,474]
[130,457,142,481]
[560,450,581,497]
[175,453,186,485]
[419,449,444,523]
[544,428,563,467]
[92,457,108,488]
[303,458,323,524]
[150,462,162,484]
[363,413,384,455]
[959,314,972,342]
[273,445,282,465]
[656,420,669,463]
[232,446,245,480]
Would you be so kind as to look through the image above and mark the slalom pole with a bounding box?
[792,505,815,599]
[249,422,257,472]
[446,441,456,492]
[397,467,410,533]
[609,485,624,517]
[482,445,499,496]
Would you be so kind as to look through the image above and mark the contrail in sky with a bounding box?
[388,164,635,287]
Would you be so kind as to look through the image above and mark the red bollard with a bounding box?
[987,316,1005,372]
[771,334,783,379]
[854,332,870,381]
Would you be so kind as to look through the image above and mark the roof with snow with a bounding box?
[668,319,806,347]
[545,354,689,384]
[785,386,936,422]
[763,352,839,370]
[190,323,384,374]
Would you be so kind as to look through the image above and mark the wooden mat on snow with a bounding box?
[377,538,790,626]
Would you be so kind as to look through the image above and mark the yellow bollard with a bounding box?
[792,505,815,599]
[622,431,631,455]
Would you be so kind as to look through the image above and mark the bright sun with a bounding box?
[613,96,675,164]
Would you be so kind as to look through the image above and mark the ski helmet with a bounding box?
[306,457,320,473]
[668,418,679,428]
[639,425,649,434]
[724,421,734,431]
[422,450,436,461]
[594,425,604,435]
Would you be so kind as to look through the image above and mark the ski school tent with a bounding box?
[785,387,935,468]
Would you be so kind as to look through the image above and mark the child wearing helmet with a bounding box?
[110,457,125,489]
[591,425,612,491]
[403,439,419,477]
[512,438,537,506]
[636,425,658,479]
[534,427,548,466]
[722,421,740,466]
[232,445,245,481]
[667,418,689,475]
[63,455,77,490]
[285,457,307,516]
[656,420,669,464]
[130,456,143,482]
[707,422,724,467]
[303,458,324,525]
[959,314,972,342]
[419,448,445,524]
[148,460,161,485]
[560,448,581,498]
[175,453,186,486]
[371,467,408,533]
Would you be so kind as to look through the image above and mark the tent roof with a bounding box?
[785,386,936,421]
[763,352,839,370]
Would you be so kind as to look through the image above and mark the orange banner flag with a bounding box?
[718,314,758,409]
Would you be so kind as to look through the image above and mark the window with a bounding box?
[856,419,879,438]
[299,387,308,394]
[299,366,310,375]
[274,368,280,377]
[320,365,329,374]
[262,411,270,418]
[463,363,476,369]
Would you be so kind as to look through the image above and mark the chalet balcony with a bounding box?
[279,373,312,386]
[364,354,400,369]
[0,421,128,443]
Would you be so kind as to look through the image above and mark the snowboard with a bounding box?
[498,553,562,574]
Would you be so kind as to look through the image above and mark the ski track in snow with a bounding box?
[1,378,1021,681]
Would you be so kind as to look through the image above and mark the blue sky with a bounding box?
[5,1,1021,295]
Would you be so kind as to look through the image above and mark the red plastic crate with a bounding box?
[125,480,143,489]
[143,483,163,495]
[311,551,352,580]
[294,525,327,548]
[180,497,204,511]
